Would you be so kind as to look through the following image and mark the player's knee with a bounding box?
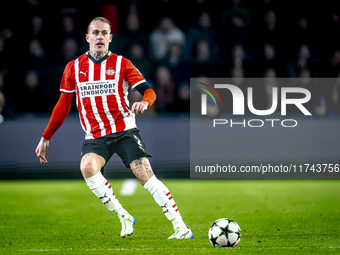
[80,154,102,178]
[80,153,105,178]
[80,162,96,178]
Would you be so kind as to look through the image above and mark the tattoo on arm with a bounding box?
[130,157,154,186]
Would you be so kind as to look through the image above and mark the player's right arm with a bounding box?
[35,61,76,163]
[35,92,73,163]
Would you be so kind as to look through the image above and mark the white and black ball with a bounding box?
[208,218,241,248]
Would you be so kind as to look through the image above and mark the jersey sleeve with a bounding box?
[60,61,76,93]
[42,92,74,140]
[123,58,146,89]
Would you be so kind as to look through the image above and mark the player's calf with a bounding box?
[143,175,192,237]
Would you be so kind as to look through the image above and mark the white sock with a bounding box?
[144,176,186,230]
[85,171,128,218]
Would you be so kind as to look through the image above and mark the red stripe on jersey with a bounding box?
[74,57,88,134]
[115,118,126,133]
[166,192,171,196]
[105,54,117,81]
[93,63,101,81]
[168,196,173,200]
[77,93,87,132]
[74,69,86,132]
[82,97,100,139]
[105,181,109,186]
[95,96,112,136]
[175,209,178,212]
[107,94,126,132]
[172,204,176,208]
[78,55,89,83]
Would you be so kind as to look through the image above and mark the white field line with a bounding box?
[10,246,340,252]
[119,179,138,196]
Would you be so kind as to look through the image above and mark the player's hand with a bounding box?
[131,101,148,115]
[35,137,49,163]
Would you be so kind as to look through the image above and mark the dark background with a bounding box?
[1,0,340,118]
[0,0,339,179]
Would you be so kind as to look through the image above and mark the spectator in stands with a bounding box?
[286,44,319,78]
[17,70,46,113]
[62,15,76,36]
[163,42,189,86]
[256,9,284,54]
[62,37,79,62]
[263,10,277,39]
[154,65,175,112]
[161,41,191,112]
[31,15,44,39]
[221,0,251,55]
[111,13,148,56]
[295,17,312,47]
[224,43,253,77]
[230,66,245,88]
[257,42,284,77]
[191,40,220,77]
[328,49,340,77]
[127,43,153,81]
[231,43,246,69]
[173,81,190,112]
[26,38,46,68]
[149,17,185,62]
[186,11,219,61]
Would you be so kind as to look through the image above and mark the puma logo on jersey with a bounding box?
[80,71,87,77]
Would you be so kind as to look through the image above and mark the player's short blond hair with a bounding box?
[87,17,111,33]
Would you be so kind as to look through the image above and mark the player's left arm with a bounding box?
[124,58,156,114]
[131,82,156,115]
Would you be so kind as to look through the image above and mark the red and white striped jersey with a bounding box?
[60,51,146,139]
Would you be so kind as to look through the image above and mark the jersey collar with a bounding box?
[86,51,111,65]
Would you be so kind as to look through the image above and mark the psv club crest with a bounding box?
[106,68,115,76]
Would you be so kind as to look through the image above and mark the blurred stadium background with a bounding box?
[0,0,340,179]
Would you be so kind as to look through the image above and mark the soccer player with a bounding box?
[35,17,193,239]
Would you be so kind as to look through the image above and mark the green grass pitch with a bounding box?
[0,179,339,254]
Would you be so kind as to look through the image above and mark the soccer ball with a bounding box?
[208,218,241,248]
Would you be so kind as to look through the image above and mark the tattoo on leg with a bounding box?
[130,157,154,186]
